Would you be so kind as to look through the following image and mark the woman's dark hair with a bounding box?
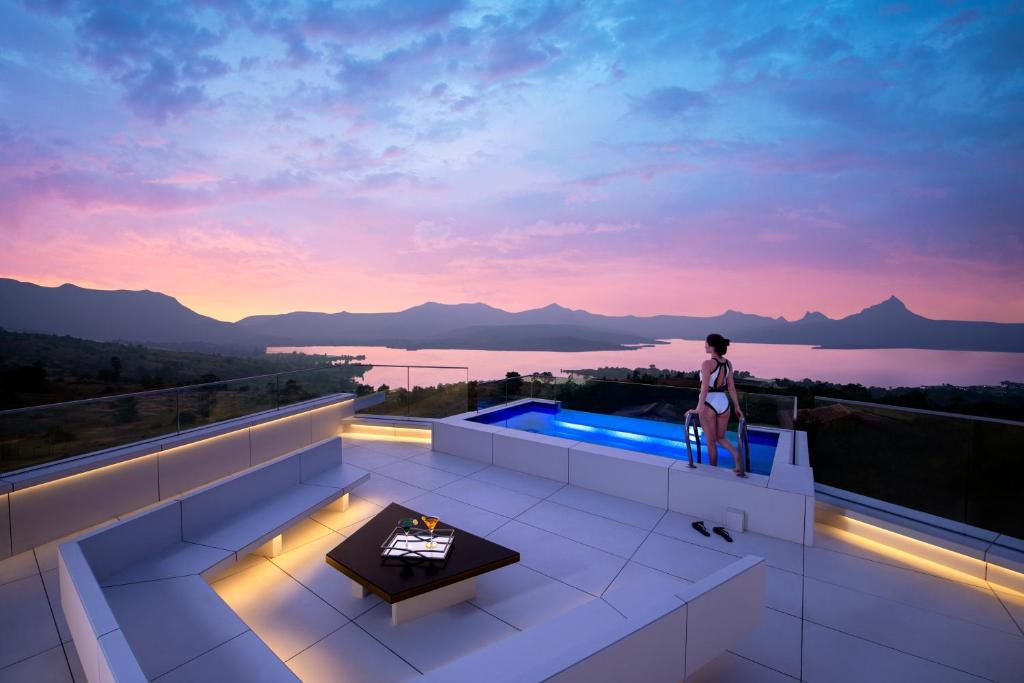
[706,333,730,356]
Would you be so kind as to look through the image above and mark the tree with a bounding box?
[505,371,523,395]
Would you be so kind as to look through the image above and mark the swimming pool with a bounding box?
[468,401,780,475]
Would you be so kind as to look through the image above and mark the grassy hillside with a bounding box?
[0,328,366,410]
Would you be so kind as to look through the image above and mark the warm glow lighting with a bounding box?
[9,451,161,494]
[16,397,353,494]
[820,522,1024,598]
[343,432,431,445]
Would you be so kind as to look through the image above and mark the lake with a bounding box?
[267,340,1024,389]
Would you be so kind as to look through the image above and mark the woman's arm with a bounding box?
[688,359,712,415]
[726,366,744,418]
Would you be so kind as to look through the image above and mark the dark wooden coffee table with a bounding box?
[325,502,519,625]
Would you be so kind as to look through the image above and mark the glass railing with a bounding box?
[461,373,798,467]
[0,364,368,475]
[354,365,470,419]
[800,397,1024,539]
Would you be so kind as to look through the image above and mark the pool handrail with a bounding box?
[683,412,701,468]
[683,412,751,476]
[737,416,751,477]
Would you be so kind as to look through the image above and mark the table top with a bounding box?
[325,502,520,603]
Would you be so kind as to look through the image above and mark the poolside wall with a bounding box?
[433,413,816,545]
[0,394,356,557]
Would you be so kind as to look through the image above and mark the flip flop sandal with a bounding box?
[691,521,711,537]
[712,526,733,543]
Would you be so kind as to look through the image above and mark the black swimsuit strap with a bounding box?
[713,358,728,389]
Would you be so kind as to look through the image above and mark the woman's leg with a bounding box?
[716,410,741,472]
[698,405,720,466]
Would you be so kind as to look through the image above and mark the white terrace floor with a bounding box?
[1,435,1023,683]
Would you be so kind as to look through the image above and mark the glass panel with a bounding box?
[473,378,510,411]
[276,366,345,408]
[357,365,412,416]
[177,375,275,429]
[527,373,559,401]
[0,392,177,474]
[406,367,469,418]
[801,398,972,525]
[969,419,1024,538]
[502,372,532,404]
[559,378,699,422]
[338,362,372,395]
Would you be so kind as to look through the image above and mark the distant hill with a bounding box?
[1,278,1021,352]
[236,301,785,349]
[731,296,1024,351]
[0,328,349,409]
[406,324,661,351]
[0,279,272,353]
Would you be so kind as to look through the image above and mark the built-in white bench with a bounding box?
[421,555,765,682]
[58,436,368,682]
[1,393,359,559]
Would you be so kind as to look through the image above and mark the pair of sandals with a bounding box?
[692,520,733,543]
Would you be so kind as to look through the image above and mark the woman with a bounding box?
[686,333,745,475]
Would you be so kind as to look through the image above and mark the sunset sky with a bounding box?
[1,0,1021,323]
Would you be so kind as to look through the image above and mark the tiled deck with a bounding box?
[1,436,1022,682]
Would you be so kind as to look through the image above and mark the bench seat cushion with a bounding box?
[152,631,299,683]
[183,483,343,554]
[100,541,233,587]
[104,575,249,680]
[302,462,370,492]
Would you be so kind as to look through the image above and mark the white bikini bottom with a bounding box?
[704,392,730,416]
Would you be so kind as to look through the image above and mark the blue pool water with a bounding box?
[468,402,779,475]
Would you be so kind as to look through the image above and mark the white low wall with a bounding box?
[420,555,766,682]
[433,403,815,545]
[0,394,355,557]
[816,491,1024,593]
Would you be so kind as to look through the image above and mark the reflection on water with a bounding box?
[268,339,1024,389]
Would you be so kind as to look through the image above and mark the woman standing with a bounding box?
[687,333,745,475]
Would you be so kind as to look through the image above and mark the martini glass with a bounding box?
[399,518,417,551]
[421,516,440,549]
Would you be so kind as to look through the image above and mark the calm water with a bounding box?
[467,401,779,475]
[269,339,1024,389]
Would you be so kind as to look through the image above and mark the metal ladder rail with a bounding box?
[736,417,751,477]
[683,412,702,468]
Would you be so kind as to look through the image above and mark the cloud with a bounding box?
[486,220,638,252]
[409,221,467,252]
[630,86,709,119]
[304,0,467,40]
[27,0,235,123]
[478,36,562,82]
[718,26,795,63]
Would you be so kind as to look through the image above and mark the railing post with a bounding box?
[176,390,181,433]
[406,366,411,417]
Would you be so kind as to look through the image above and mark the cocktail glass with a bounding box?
[421,516,440,549]
[399,518,417,550]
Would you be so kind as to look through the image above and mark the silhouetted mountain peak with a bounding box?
[855,295,915,317]
[403,301,499,313]
[879,295,907,309]
[798,311,829,323]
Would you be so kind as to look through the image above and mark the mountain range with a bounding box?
[1,278,1022,353]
